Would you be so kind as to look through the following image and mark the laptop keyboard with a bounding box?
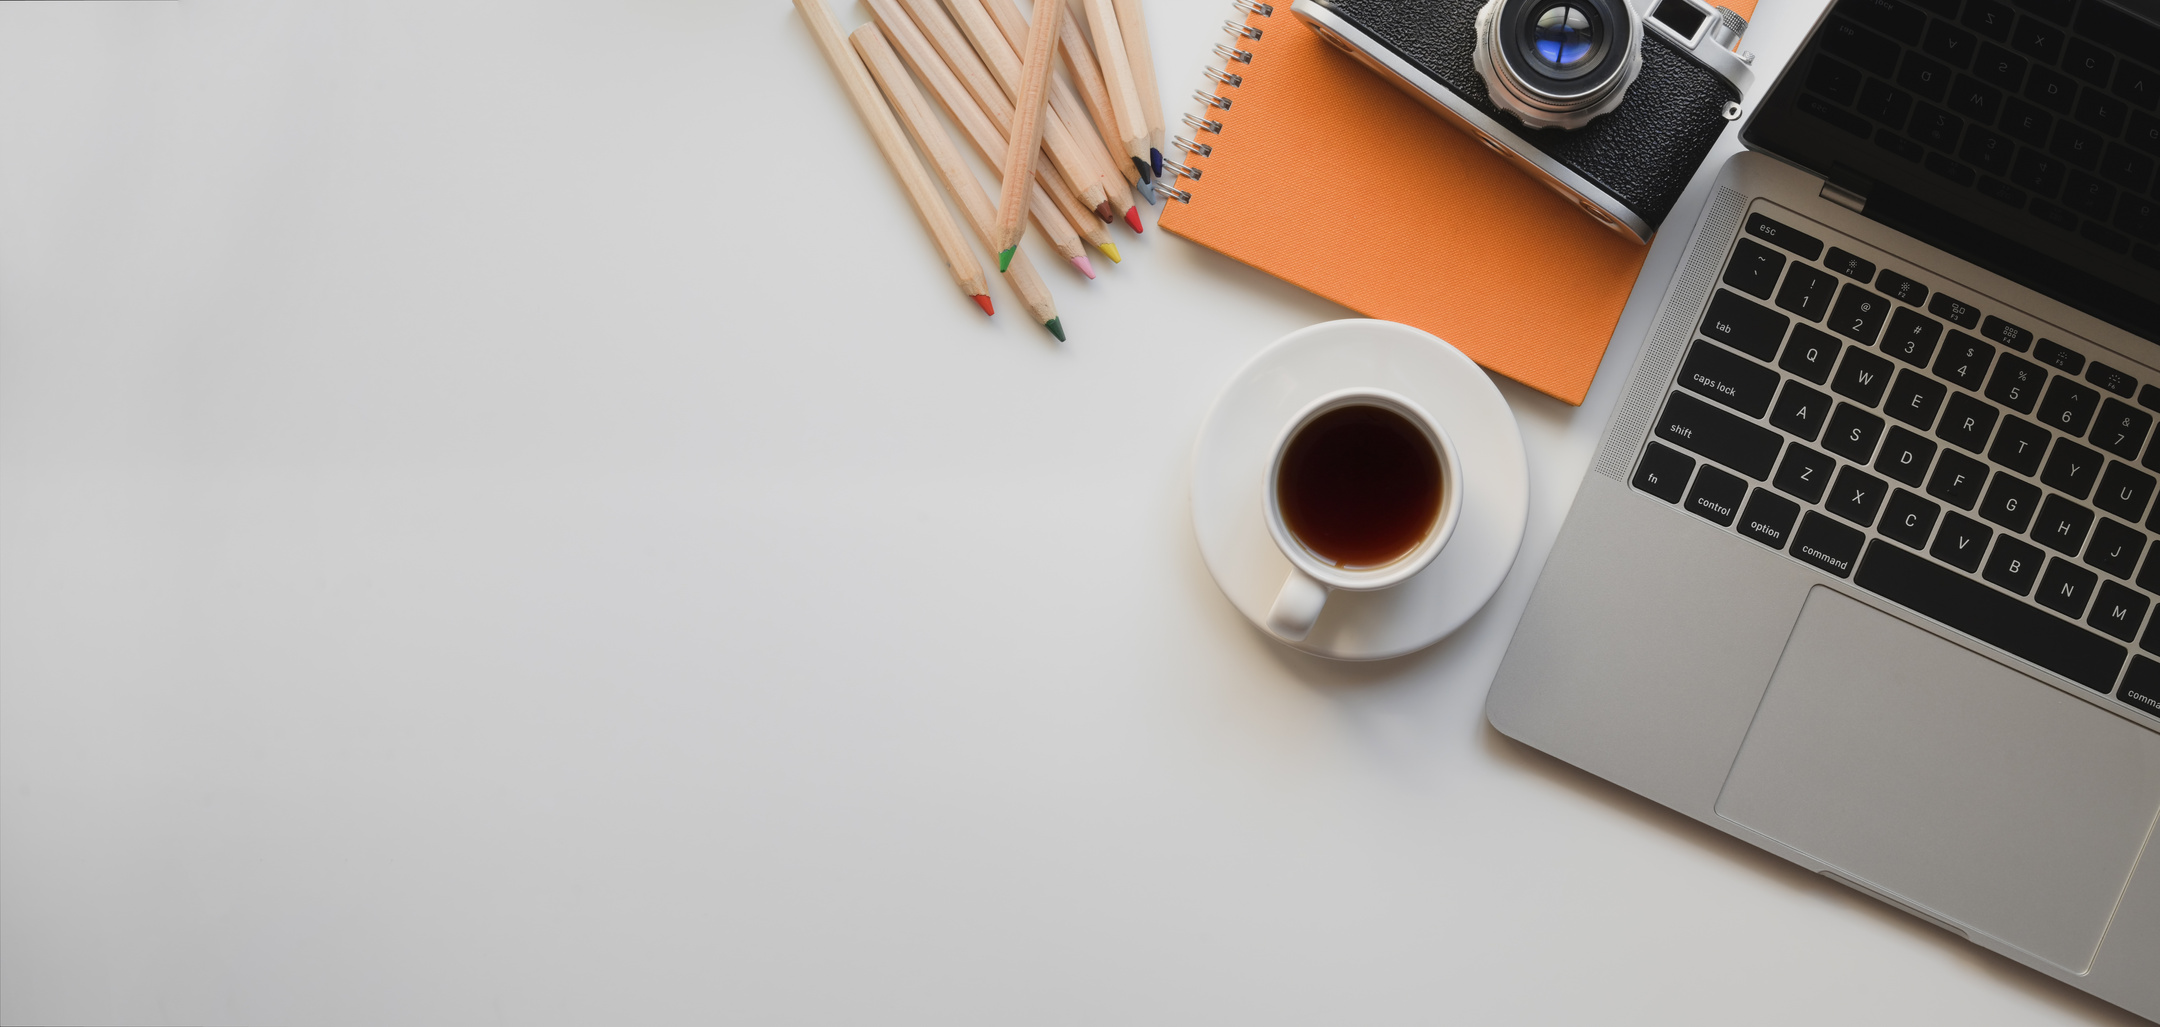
[1793,0,2160,268]
[1635,204,2160,722]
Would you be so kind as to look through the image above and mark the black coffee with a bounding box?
[1276,404,1443,568]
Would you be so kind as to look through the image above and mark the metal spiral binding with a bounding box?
[1163,0,1271,204]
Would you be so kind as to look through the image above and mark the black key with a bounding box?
[1989,414,2052,473]
[2002,97,2054,145]
[1655,392,1782,479]
[2017,0,2074,25]
[1779,324,1844,384]
[2144,384,2160,412]
[1824,247,1876,281]
[1925,19,1980,68]
[1977,174,2026,209]
[1810,55,1866,105]
[2115,59,2160,110]
[1974,40,2027,86]
[1738,489,1803,549]
[1979,314,2032,350]
[2088,581,2150,641]
[2064,37,2114,86]
[2122,659,2160,716]
[1774,264,1839,322]
[1879,127,1929,161]
[2140,541,2160,593]
[1832,346,1896,405]
[2085,517,2146,577]
[1984,533,2046,592]
[2096,461,2156,521]
[1827,465,1891,525]
[2037,557,2099,618]
[2010,146,2068,195]
[1985,353,2047,412]
[1793,511,1867,577]
[1966,0,2018,41]
[2091,399,2152,459]
[2101,144,2156,192]
[1876,425,1940,485]
[1885,369,1949,428]
[2051,120,2106,169]
[1723,239,1785,300]
[2031,197,2080,229]
[1700,290,1790,361]
[1925,296,1981,332]
[1930,449,1992,507]
[1901,54,1955,102]
[1825,402,1889,462]
[1745,212,1824,259]
[1981,471,2043,530]
[1936,392,2000,451]
[1860,78,1918,128]
[2088,363,2138,399]
[1678,340,1781,417]
[2033,491,2097,552]
[2040,437,2104,498]
[1935,510,1997,568]
[1829,284,1896,345]
[1775,442,1838,503]
[1874,269,1929,306]
[1881,489,1943,548]
[1879,308,1946,366]
[2034,337,2083,373]
[1684,464,1748,526]
[2075,2,2160,65]
[2120,195,2160,244]
[1925,151,1978,185]
[1950,69,2006,119]
[2063,170,2117,219]
[2022,31,2071,84]
[1963,126,2017,175]
[2144,428,2160,476]
[1858,540,2126,689]
[2076,87,2129,135]
[1843,0,1926,42]
[2036,375,2100,436]
[1769,380,1833,440]
[1911,102,1964,150]
[2131,110,2160,154]
[1932,331,1995,390]
[1633,442,1694,502]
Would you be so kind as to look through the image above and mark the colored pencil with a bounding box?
[989,0,1064,269]
[795,0,991,315]
[1078,0,1153,186]
[950,0,1144,231]
[1111,0,1165,179]
[854,24,1064,337]
[868,0,1122,264]
[1042,0,1142,192]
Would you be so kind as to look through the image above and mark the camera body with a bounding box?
[1293,0,1752,242]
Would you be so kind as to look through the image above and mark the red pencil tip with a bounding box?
[972,294,994,316]
[1123,207,1143,233]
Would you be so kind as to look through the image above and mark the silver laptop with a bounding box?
[1487,0,2160,1016]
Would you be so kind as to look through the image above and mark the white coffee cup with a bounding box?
[1262,388,1464,641]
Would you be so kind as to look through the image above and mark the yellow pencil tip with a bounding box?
[1098,242,1122,264]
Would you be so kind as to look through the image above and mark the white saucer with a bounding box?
[1191,320,1530,661]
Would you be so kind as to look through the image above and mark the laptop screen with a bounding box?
[1743,0,2160,343]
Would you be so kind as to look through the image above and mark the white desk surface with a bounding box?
[2,1,2148,1023]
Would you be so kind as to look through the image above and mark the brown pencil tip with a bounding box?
[1093,201,1117,224]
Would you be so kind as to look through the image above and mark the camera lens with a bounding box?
[1530,3,1596,71]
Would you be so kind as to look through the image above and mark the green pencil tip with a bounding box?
[1044,317,1065,342]
[998,246,1015,272]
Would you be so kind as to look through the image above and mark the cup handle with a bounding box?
[1265,568,1330,641]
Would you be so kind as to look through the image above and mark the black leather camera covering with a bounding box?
[1312,0,1739,230]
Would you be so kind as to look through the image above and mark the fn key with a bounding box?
[1635,442,1694,503]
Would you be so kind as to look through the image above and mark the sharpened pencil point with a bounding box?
[1151,148,1163,178]
[972,294,995,316]
[998,246,1015,272]
[1132,157,1153,184]
[1097,242,1122,263]
[1044,317,1065,341]
[1093,201,1117,224]
[1072,254,1096,279]
[1123,207,1143,233]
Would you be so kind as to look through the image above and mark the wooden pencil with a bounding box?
[794,0,992,315]
[1043,0,1142,191]
[946,0,1144,231]
[868,0,1123,265]
[1111,0,1165,179]
[989,0,1064,268]
[924,0,1110,224]
[1078,0,1152,185]
[854,24,1064,338]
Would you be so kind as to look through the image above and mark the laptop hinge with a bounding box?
[1820,181,1867,213]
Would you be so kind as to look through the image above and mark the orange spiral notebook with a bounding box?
[1157,1,1747,405]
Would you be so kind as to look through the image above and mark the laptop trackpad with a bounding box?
[1716,588,2160,973]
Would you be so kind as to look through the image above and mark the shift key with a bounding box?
[1655,391,1782,479]
[1678,340,1780,417]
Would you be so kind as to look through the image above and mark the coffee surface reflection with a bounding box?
[1275,404,1443,568]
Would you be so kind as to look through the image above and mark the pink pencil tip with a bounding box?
[1072,254,1096,279]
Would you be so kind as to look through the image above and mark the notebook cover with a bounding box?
[1160,3,1749,405]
